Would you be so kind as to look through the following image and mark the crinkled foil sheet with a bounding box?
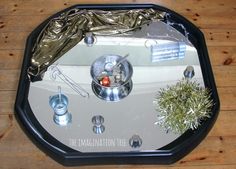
[28,8,165,78]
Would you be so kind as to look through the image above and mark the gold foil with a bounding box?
[28,8,165,77]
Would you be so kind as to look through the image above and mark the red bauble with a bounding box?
[100,76,110,87]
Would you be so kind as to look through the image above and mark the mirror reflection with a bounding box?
[28,19,205,152]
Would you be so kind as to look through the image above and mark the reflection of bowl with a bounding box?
[90,54,133,101]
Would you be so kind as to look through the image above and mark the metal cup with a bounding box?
[49,94,72,126]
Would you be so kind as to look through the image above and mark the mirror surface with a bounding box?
[28,21,204,152]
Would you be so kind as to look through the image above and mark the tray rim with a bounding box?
[14,3,220,166]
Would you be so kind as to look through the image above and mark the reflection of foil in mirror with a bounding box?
[165,13,189,39]
[137,21,191,46]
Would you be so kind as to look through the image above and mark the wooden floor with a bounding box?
[0,0,236,168]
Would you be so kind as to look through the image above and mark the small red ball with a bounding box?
[101,76,110,87]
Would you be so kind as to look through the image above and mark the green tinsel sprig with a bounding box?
[153,79,213,134]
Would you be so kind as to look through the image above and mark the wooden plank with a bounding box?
[0,13,235,33]
[0,0,235,17]
[0,91,15,114]
[0,0,235,168]
[129,165,236,169]
[208,46,236,66]
[0,4,235,32]
[0,32,27,50]
[176,135,236,166]
[209,111,236,137]
[0,114,235,168]
[218,87,236,111]
[0,50,23,69]
[203,29,236,47]
[186,16,236,30]
[213,66,236,87]
[0,70,20,90]
[0,15,47,33]
[0,0,72,16]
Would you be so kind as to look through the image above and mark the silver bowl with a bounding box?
[90,54,133,102]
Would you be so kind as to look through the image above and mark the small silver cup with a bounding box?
[49,94,72,126]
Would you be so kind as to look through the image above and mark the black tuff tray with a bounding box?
[15,4,220,166]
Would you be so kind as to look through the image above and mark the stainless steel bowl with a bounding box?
[90,54,133,101]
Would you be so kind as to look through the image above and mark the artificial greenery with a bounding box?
[153,79,213,134]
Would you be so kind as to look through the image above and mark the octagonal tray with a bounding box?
[15,4,220,166]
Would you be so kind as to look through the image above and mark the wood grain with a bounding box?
[208,46,236,66]
[0,0,235,18]
[0,13,236,33]
[0,0,235,168]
